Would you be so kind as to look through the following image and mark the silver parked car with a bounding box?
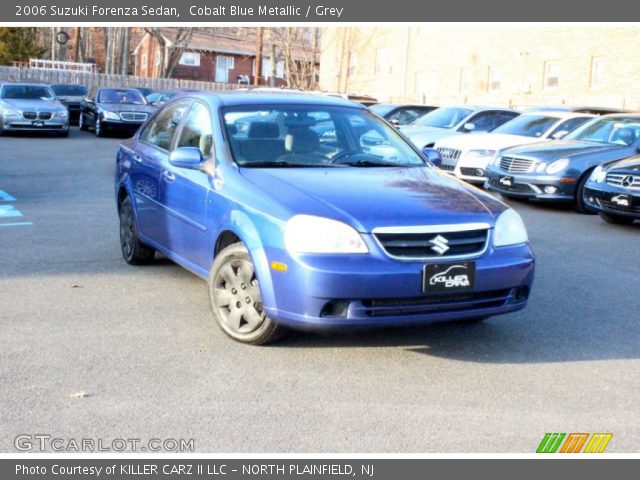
[0,83,70,137]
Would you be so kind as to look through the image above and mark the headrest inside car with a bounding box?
[285,129,320,153]
[248,121,279,139]
[284,116,317,128]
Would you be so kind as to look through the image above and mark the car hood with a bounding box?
[239,167,503,232]
[399,125,455,146]
[0,98,66,111]
[436,133,543,152]
[97,102,154,113]
[607,156,640,173]
[502,139,632,162]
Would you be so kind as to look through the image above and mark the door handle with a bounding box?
[161,170,175,183]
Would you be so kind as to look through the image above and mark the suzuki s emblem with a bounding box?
[429,235,450,255]
[622,175,635,187]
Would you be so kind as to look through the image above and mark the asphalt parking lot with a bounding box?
[0,128,639,453]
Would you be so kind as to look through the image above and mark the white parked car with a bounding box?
[434,111,595,183]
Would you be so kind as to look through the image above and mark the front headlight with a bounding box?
[546,158,570,175]
[284,215,369,254]
[2,109,21,117]
[466,149,496,159]
[102,110,120,121]
[494,209,528,247]
[54,110,68,118]
[535,162,547,173]
[590,165,607,183]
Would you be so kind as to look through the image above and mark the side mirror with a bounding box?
[390,118,400,126]
[421,147,442,167]
[552,130,569,140]
[169,147,205,170]
[462,122,476,132]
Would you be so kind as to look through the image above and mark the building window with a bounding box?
[261,59,285,79]
[376,49,393,75]
[141,54,147,67]
[348,52,357,77]
[154,51,161,66]
[544,61,560,89]
[460,68,471,93]
[488,66,502,92]
[179,52,201,67]
[591,57,605,88]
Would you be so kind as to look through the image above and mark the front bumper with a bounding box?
[584,184,640,218]
[1,116,68,132]
[261,237,535,330]
[102,119,145,131]
[485,170,576,201]
[439,155,490,184]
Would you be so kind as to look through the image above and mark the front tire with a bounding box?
[574,171,596,214]
[95,117,106,137]
[600,212,635,225]
[119,196,155,265]
[208,242,284,345]
[79,113,88,131]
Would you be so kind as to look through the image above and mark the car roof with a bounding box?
[1,82,52,87]
[186,91,366,109]
[438,105,520,113]
[519,111,596,120]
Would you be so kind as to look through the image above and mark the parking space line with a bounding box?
[0,191,17,202]
[0,222,33,228]
[0,205,23,218]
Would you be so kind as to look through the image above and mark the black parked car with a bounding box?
[583,156,640,224]
[486,114,640,212]
[79,87,155,137]
[369,103,438,126]
[135,87,155,97]
[50,84,89,125]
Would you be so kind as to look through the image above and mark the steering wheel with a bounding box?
[328,150,362,164]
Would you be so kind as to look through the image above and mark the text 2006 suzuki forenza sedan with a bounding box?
[115,92,535,344]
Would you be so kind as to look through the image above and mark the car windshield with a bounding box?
[223,105,427,168]
[412,107,473,129]
[565,117,640,146]
[0,85,55,100]
[51,85,88,96]
[98,89,146,105]
[369,104,396,116]
[492,114,559,137]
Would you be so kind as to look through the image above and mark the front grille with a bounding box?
[119,112,148,122]
[439,164,455,172]
[362,289,512,317]
[606,172,640,189]
[374,225,489,260]
[38,112,52,120]
[22,111,37,120]
[437,147,462,163]
[499,155,535,173]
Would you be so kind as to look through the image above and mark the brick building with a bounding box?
[320,26,640,110]
[134,27,319,87]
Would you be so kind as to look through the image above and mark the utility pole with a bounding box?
[270,43,277,87]
[73,27,81,62]
[254,27,263,86]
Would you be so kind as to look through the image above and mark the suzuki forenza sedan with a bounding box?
[115,92,535,344]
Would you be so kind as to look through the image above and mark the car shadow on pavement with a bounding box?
[274,315,640,364]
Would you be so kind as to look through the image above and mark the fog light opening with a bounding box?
[320,300,350,318]
[514,287,529,302]
[544,186,558,194]
[475,168,486,177]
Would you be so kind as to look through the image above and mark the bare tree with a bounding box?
[145,28,194,78]
[267,27,319,90]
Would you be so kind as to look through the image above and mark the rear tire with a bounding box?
[119,196,155,265]
[208,242,285,345]
[600,212,635,225]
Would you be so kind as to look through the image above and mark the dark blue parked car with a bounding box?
[584,156,640,225]
[115,92,535,344]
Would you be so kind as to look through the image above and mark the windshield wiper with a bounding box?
[240,161,335,168]
[338,159,399,167]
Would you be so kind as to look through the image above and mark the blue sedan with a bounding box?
[115,92,535,344]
